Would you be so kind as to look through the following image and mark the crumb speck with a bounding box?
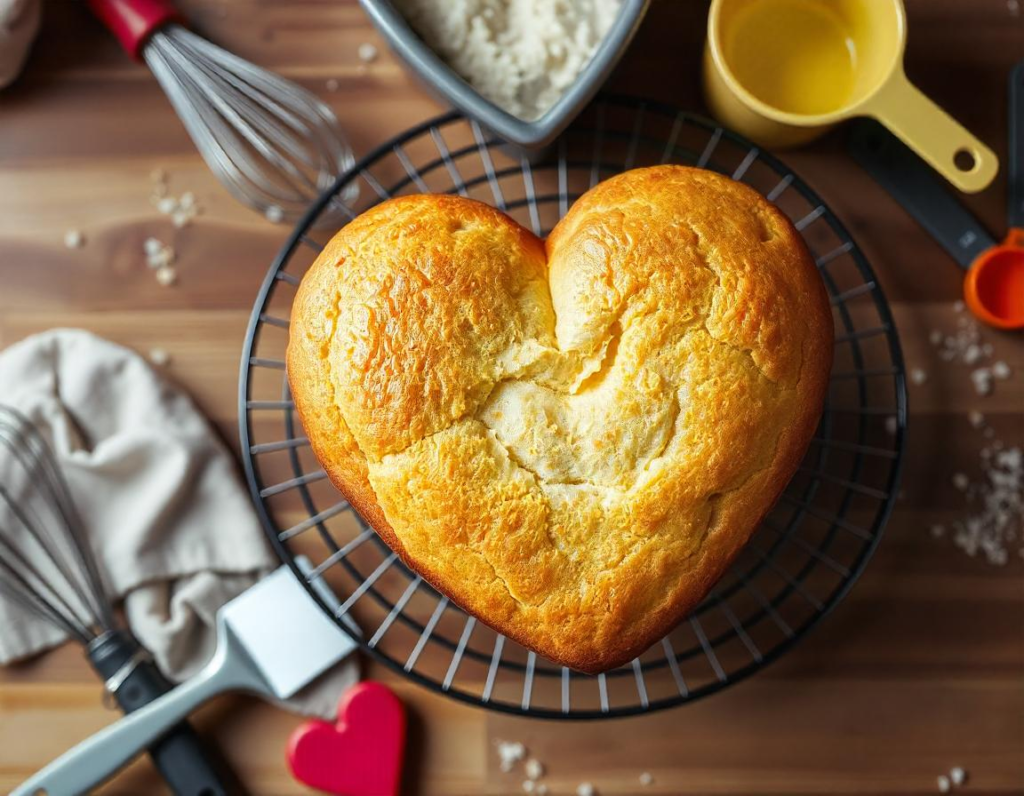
[155,266,177,287]
[522,781,535,794]
[971,368,993,396]
[910,368,927,385]
[952,473,969,491]
[265,205,285,224]
[144,238,175,270]
[968,411,985,429]
[525,759,544,780]
[576,784,597,796]
[949,767,966,786]
[639,772,654,786]
[326,77,340,91]
[930,524,945,538]
[148,347,171,366]
[497,741,526,773]
[937,774,951,793]
[953,300,965,313]
[358,42,379,62]
[884,416,898,436]
[64,229,85,249]
[992,361,1011,380]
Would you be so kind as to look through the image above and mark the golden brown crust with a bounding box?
[288,167,833,673]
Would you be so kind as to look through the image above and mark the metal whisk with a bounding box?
[89,0,357,225]
[0,406,234,796]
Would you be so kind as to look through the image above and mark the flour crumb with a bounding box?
[326,78,340,91]
[523,781,535,793]
[150,171,201,227]
[576,784,597,796]
[497,740,526,773]
[937,774,951,793]
[968,411,985,429]
[992,360,1011,380]
[885,416,898,436]
[910,368,927,385]
[949,767,967,786]
[144,238,175,270]
[148,347,171,366]
[64,229,85,249]
[971,367,993,396]
[525,759,544,780]
[155,266,178,287]
[639,772,654,786]
[358,42,379,62]
[265,205,285,224]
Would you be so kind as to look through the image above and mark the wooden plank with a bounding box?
[0,0,1021,793]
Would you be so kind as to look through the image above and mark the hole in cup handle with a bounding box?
[954,148,978,173]
[867,74,1000,194]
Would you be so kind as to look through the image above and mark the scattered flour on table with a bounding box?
[929,314,1013,397]
[150,169,201,228]
[930,416,1023,566]
[923,312,1022,565]
[393,0,623,120]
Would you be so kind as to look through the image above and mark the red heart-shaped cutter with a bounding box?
[287,681,406,796]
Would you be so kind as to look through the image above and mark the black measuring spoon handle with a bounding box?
[1009,60,1024,230]
[848,118,997,270]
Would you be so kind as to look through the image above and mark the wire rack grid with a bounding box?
[238,95,908,719]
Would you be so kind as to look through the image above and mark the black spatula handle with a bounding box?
[848,118,997,270]
[1009,61,1024,229]
[89,631,235,796]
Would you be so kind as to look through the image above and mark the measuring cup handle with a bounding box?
[867,70,999,194]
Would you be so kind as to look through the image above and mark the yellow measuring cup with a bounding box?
[703,0,998,193]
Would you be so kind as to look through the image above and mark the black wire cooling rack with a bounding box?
[238,96,908,719]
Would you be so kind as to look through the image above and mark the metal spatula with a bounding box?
[13,564,358,796]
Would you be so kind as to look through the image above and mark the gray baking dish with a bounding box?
[359,0,651,148]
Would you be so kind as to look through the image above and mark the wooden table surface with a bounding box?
[1,1,1022,794]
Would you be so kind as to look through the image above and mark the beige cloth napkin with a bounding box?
[0,0,40,88]
[0,329,357,717]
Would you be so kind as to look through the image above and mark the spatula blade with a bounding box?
[221,565,356,698]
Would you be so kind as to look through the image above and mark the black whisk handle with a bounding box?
[88,631,236,796]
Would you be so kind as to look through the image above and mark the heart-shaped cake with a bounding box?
[288,165,833,673]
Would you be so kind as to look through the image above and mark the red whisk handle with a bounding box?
[88,0,182,61]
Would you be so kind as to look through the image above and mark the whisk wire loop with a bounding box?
[142,26,356,224]
[0,406,115,640]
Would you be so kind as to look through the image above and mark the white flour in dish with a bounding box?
[394,0,623,120]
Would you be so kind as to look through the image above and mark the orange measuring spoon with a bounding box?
[849,62,1024,330]
[964,229,1024,329]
